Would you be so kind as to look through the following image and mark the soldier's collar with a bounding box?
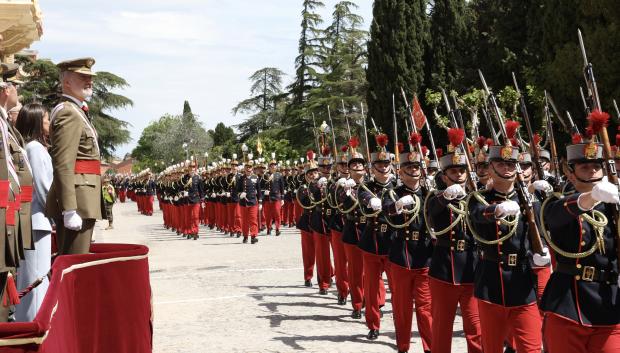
[491,189,516,199]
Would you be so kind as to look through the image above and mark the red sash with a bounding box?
[75,160,101,175]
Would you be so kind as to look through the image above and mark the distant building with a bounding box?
[107,157,134,175]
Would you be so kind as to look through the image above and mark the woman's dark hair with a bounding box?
[15,103,49,147]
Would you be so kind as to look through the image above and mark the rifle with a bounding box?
[441,89,478,191]
[400,87,430,192]
[359,103,372,168]
[342,100,352,140]
[544,91,562,191]
[479,70,544,255]
[327,105,338,160]
[392,94,400,170]
[481,99,500,144]
[578,29,620,272]
[614,99,620,122]
[311,113,320,151]
[512,72,545,181]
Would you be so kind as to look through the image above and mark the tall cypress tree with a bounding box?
[367,0,428,142]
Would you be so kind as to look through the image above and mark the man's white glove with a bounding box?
[337,178,347,187]
[225,192,230,197]
[345,179,357,188]
[239,192,247,199]
[259,203,263,211]
[533,247,551,267]
[532,180,552,192]
[183,191,189,197]
[591,181,620,204]
[210,193,216,198]
[317,177,328,188]
[395,195,414,212]
[369,197,382,211]
[443,184,466,200]
[496,200,521,218]
[263,190,269,196]
[63,210,82,231]
[280,200,284,206]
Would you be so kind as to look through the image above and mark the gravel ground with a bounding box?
[96,201,468,353]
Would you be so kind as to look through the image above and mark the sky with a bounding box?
[30,0,373,157]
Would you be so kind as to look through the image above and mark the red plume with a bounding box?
[447,128,465,147]
[421,145,429,156]
[340,145,349,153]
[505,120,520,139]
[533,133,542,146]
[572,133,583,144]
[375,133,389,147]
[436,148,444,158]
[397,142,405,154]
[616,134,620,147]
[306,150,315,160]
[476,136,487,149]
[348,136,360,149]
[321,145,331,156]
[486,138,494,147]
[409,132,422,145]
[587,110,610,134]
[584,126,594,140]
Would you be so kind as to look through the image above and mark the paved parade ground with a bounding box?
[96,201,468,353]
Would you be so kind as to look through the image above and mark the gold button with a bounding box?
[450,247,454,250]
[496,221,501,225]
[564,202,568,207]
[580,241,586,246]
[497,231,502,235]
[576,264,582,269]
[451,231,456,235]
[575,275,581,280]
[355,222,359,226]
[405,230,410,234]
[582,230,586,234]
[499,251,503,255]
[498,241,503,245]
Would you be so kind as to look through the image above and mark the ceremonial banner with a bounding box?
[412,96,426,131]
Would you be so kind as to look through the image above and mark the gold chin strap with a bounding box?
[540,193,607,259]
[465,191,519,245]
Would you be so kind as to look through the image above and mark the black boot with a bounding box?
[367,329,379,340]
[266,228,271,235]
[319,288,328,295]
[243,236,248,243]
[337,295,347,305]
[275,229,281,236]
[351,310,361,319]
[251,237,258,244]
[236,232,241,238]
[304,280,312,287]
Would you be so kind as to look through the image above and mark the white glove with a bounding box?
[591,181,620,204]
[395,195,415,210]
[183,191,189,197]
[345,179,357,187]
[239,192,247,199]
[337,178,347,187]
[264,190,270,196]
[226,192,230,197]
[259,204,263,211]
[63,210,82,231]
[369,197,382,211]
[533,247,551,267]
[532,180,552,192]
[210,193,216,198]
[496,200,521,218]
[443,184,466,200]
[317,177,328,188]
[280,200,284,206]
[173,196,179,201]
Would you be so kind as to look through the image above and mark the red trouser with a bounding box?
[216,202,223,229]
[391,265,433,352]
[533,266,551,302]
[189,203,200,235]
[430,278,482,353]
[265,200,282,231]
[119,190,126,203]
[240,205,258,237]
[330,230,349,299]
[478,300,542,353]
[544,313,620,353]
[145,195,154,215]
[232,203,242,234]
[227,202,235,232]
[362,252,390,330]
[207,202,215,227]
[284,200,295,225]
[300,230,315,281]
[312,231,332,290]
[343,243,364,311]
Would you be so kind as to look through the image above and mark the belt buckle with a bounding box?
[508,254,517,267]
[411,231,419,241]
[326,209,332,216]
[360,216,366,224]
[582,266,595,281]
[456,240,465,252]
[380,224,388,233]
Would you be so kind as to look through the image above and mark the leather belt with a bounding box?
[75,160,101,175]
[482,251,528,267]
[555,262,618,283]
[436,237,471,252]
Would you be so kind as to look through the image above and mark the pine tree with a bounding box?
[367,0,429,142]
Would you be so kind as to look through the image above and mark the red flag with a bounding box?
[412,96,426,130]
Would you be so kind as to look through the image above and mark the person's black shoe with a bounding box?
[193,234,199,240]
[276,229,281,236]
[251,237,258,244]
[236,232,241,238]
[229,232,234,237]
[267,228,271,235]
[319,288,328,295]
[367,329,379,340]
[304,280,312,287]
[337,295,347,305]
[504,346,516,353]
[398,351,409,353]
[380,310,383,318]
[186,234,191,239]
[243,236,248,243]
[351,310,362,319]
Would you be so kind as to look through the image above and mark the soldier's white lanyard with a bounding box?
[0,115,20,189]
